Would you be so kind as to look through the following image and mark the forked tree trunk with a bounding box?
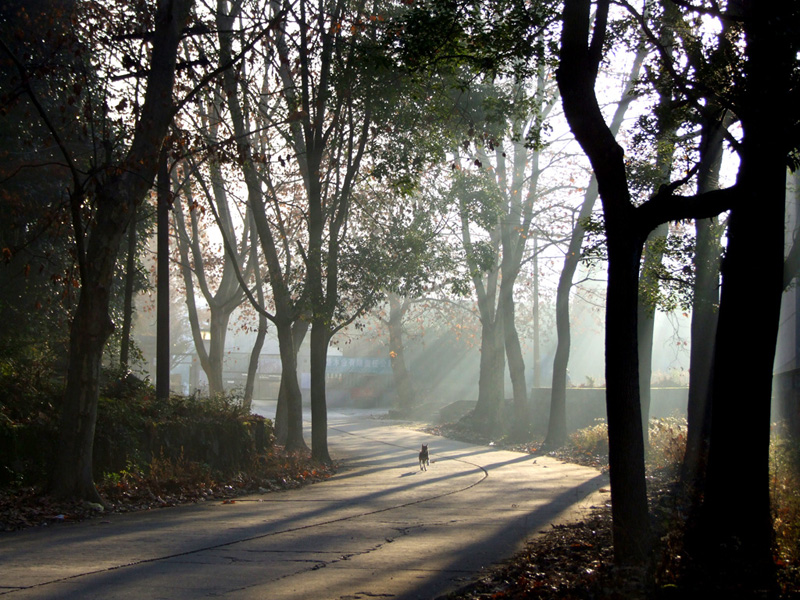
[558,0,651,564]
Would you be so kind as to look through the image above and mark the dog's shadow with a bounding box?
[399,471,419,478]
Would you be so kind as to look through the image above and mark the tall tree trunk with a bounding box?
[700,199,781,589]
[501,281,529,440]
[532,233,541,390]
[473,311,505,434]
[460,176,503,432]
[243,225,267,412]
[243,312,266,412]
[681,217,719,486]
[637,3,678,441]
[51,0,192,501]
[558,0,651,564]
[156,148,171,402]
[680,111,727,493]
[309,321,331,463]
[274,318,309,451]
[546,178,598,449]
[55,273,114,503]
[120,204,137,370]
[217,1,308,450]
[206,309,231,396]
[605,230,651,564]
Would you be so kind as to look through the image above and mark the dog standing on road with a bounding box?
[419,444,430,471]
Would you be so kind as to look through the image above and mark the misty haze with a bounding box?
[1,1,799,598]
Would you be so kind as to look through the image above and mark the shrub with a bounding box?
[567,417,688,473]
[569,419,608,457]
[93,386,274,479]
[647,417,687,472]
[1,363,274,490]
[0,355,62,487]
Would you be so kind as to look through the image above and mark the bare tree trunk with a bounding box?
[156,148,171,402]
[637,221,668,443]
[243,314,266,412]
[699,11,789,583]
[637,3,678,442]
[680,112,727,492]
[274,318,309,451]
[309,322,331,463]
[206,309,232,396]
[502,282,529,440]
[473,311,505,434]
[559,0,651,564]
[605,231,651,564]
[458,170,503,432]
[55,277,113,503]
[215,0,310,450]
[532,233,541,390]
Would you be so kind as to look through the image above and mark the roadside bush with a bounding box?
[93,380,273,479]
[0,355,61,487]
[1,363,274,490]
[567,417,688,472]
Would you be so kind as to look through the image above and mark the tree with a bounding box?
[267,0,455,461]
[557,0,736,566]
[172,110,253,398]
[679,111,727,495]
[633,1,683,441]
[696,2,799,589]
[452,165,505,433]
[213,0,310,451]
[386,293,417,413]
[22,0,195,501]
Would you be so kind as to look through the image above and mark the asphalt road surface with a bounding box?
[0,409,607,600]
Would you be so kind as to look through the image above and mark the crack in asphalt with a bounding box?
[1,426,489,597]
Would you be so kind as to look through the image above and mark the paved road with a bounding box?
[0,410,608,600]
